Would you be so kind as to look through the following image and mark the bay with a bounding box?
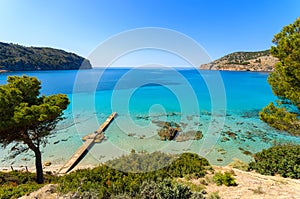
[1,68,299,168]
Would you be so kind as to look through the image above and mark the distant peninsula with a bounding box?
[0,42,92,72]
[200,50,278,71]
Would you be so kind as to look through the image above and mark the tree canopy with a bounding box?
[0,75,69,183]
[260,17,300,135]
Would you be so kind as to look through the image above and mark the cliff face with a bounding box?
[0,42,92,71]
[200,50,278,71]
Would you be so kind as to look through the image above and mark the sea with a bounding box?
[1,68,300,168]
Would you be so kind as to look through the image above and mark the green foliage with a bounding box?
[260,102,300,135]
[0,171,36,185]
[106,151,175,173]
[58,152,211,198]
[0,171,57,199]
[177,179,205,193]
[167,153,211,178]
[228,158,249,171]
[0,183,43,199]
[0,75,69,183]
[140,179,192,199]
[249,145,300,179]
[0,75,69,145]
[207,192,221,199]
[212,172,237,186]
[223,50,270,63]
[0,42,91,71]
[0,153,210,198]
[261,17,300,134]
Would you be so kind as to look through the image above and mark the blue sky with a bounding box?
[0,0,299,63]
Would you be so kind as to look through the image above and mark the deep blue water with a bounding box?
[1,68,299,168]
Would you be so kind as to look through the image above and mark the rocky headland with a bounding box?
[0,42,92,71]
[200,50,278,71]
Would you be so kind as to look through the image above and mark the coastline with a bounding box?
[1,69,299,176]
[0,163,97,175]
[199,69,272,73]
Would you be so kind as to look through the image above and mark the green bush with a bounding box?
[249,145,300,178]
[0,183,43,199]
[260,102,300,135]
[0,171,57,199]
[140,179,192,199]
[58,152,211,198]
[167,153,211,178]
[212,172,237,186]
[207,192,221,199]
[228,158,249,171]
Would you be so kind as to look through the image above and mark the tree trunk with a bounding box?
[21,132,44,184]
[34,148,44,184]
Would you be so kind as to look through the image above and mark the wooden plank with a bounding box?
[58,112,117,174]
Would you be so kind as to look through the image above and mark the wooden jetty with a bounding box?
[58,112,117,174]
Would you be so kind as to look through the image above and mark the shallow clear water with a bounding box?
[1,68,300,167]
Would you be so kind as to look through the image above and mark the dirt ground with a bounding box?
[195,166,300,199]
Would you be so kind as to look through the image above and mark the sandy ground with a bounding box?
[196,166,300,199]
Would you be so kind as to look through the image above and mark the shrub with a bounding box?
[208,191,221,199]
[167,153,211,178]
[249,144,300,178]
[0,183,43,199]
[260,103,300,135]
[0,171,57,199]
[228,158,249,171]
[212,172,237,186]
[58,152,211,198]
[156,179,192,199]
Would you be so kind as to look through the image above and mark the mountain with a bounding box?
[200,50,278,71]
[0,42,92,71]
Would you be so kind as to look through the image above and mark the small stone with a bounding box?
[44,161,51,166]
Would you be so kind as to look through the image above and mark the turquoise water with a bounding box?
[1,68,300,168]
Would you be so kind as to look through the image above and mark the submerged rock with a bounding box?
[53,141,60,144]
[224,131,237,140]
[243,150,252,155]
[157,121,181,141]
[136,115,150,120]
[221,136,230,142]
[238,147,253,156]
[186,115,193,121]
[175,130,203,142]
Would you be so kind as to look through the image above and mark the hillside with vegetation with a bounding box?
[0,42,92,71]
[200,50,278,71]
[2,149,300,199]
